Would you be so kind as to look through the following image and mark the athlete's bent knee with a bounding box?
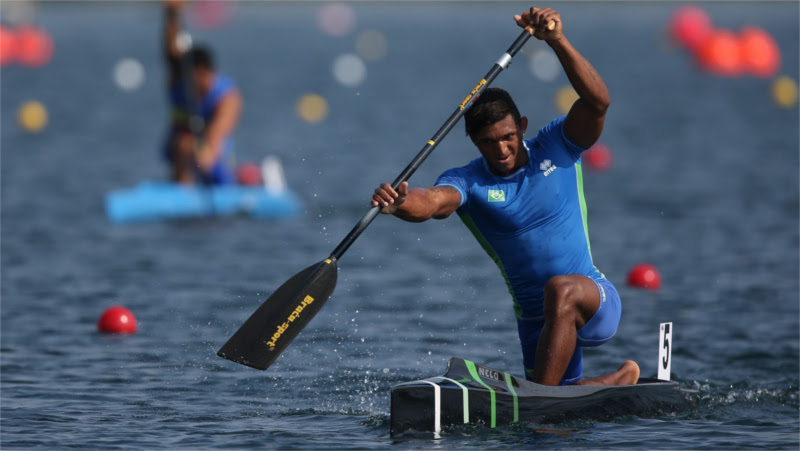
[543,276,578,320]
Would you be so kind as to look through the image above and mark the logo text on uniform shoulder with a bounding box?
[539,159,556,176]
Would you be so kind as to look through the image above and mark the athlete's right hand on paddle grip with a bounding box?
[514,7,560,38]
[372,181,408,214]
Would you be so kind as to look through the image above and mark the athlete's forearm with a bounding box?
[204,92,242,148]
[391,187,461,222]
[390,188,440,223]
[549,36,610,114]
[197,92,242,171]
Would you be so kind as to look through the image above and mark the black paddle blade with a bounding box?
[217,258,338,370]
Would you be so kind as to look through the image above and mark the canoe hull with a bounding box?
[105,181,302,224]
[390,357,692,437]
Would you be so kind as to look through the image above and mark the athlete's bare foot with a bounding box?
[577,360,640,386]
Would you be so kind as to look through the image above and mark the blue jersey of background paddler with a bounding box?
[435,115,604,319]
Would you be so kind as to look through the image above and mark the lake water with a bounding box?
[1,2,798,449]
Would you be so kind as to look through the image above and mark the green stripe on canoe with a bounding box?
[504,372,519,422]
[464,360,496,428]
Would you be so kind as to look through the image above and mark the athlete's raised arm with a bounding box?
[515,6,610,149]
[371,182,461,222]
[163,0,186,86]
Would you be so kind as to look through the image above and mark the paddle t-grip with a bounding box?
[523,19,557,35]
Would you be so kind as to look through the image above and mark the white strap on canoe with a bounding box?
[434,377,469,424]
[419,380,441,438]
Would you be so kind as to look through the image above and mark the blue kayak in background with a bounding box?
[106,156,303,224]
[105,181,303,224]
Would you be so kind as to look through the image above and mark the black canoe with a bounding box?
[390,357,694,437]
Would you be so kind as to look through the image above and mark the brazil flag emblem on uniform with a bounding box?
[488,189,505,202]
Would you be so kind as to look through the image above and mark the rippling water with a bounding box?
[2,2,798,449]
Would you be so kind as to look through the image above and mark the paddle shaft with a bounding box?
[330,28,539,261]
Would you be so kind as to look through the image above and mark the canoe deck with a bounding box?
[390,357,694,437]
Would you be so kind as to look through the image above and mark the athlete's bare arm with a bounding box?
[371,182,461,222]
[515,7,610,149]
[163,0,185,86]
[195,89,243,171]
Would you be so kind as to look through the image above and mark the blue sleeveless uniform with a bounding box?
[164,74,237,185]
[434,116,621,384]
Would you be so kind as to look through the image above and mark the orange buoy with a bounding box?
[17,100,48,133]
[236,162,262,186]
[97,306,138,334]
[771,76,799,109]
[15,25,53,67]
[739,26,780,78]
[695,29,743,77]
[668,5,713,52]
[0,26,17,66]
[627,263,662,290]
[296,93,329,123]
[583,142,612,172]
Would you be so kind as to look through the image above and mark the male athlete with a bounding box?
[371,6,639,386]
[162,0,242,184]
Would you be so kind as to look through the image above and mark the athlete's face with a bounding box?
[472,114,529,176]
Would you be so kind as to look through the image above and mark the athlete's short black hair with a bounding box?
[189,45,215,70]
[464,87,523,138]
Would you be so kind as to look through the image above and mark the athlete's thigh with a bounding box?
[577,277,621,347]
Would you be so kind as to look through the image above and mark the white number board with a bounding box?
[658,322,672,381]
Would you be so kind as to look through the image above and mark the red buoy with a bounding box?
[627,263,662,290]
[583,142,612,172]
[739,26,780,78]
[695,29,743,77]
[668,5,713,52]
[236,162,262,186]
[15,25,54,67]
[98,306,138,334]
[0,26,17,66]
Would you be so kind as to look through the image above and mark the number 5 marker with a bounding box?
[658,322,673,381]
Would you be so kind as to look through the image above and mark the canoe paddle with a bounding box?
[217,20,554,371]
